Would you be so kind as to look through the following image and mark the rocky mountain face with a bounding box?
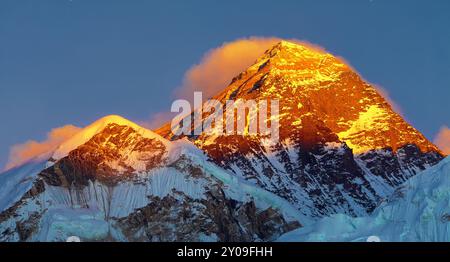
[157,41,444,218]
[0,116,300,242]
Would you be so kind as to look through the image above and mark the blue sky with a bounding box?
[1,0,449,169]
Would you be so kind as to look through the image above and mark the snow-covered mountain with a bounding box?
[0,41,446,242]
[156,41,444,218]
[277,156,450,242]
[0,115,301,241]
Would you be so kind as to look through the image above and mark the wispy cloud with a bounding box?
[5,125,81,171]
[174,37,282,100]
[434,126,450,155]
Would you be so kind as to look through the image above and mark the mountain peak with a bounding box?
[52,114,168,161]
[276,40,301,48]
[246,40,350,84]
[161,38,441,156]
[92,114,146,131]
[264,40,331,59]
[95,114,135,125]
[268,40,310,49]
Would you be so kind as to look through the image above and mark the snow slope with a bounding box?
[277,156,450,242]
[0,161,46,212]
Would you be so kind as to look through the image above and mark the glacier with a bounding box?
[277,156,450,242]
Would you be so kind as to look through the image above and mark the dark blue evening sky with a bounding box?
[1,0,449,169]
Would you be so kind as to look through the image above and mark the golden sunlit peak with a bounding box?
[271,40,325,54]
[51,114,169,161]
[95,114,140,127]
[246,39,351,86]
[269,40,308,54]
[277,40,302,48]
[260,39,342,67]
[278,40,295,45]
